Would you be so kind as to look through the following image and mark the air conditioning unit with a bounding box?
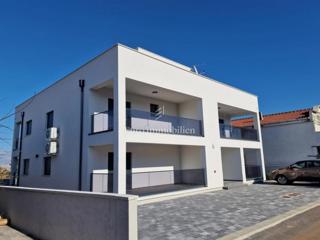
[312,105,320,132]
[46,127,59,140]
[46,141,58,155]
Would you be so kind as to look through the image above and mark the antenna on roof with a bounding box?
[192,65,198,74]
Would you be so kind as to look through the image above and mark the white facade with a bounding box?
[11,44,265,195]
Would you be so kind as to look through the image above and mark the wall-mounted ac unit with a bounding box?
[46,127,59,140]
[46,142,58,155]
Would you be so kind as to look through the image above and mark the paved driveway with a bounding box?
[0,226,32,240]
[138,183,320,240]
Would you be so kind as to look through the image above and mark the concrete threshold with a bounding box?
[218,200,320,240]
[138,186,222,205]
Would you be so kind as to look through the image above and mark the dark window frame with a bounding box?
[150,104,159,114]
[108,152,114,171]
[23,159,30,175]
[43,157,51,176]
[107,152,132,171]
[26,120,32,135]
[126,152,132,170]
[46,111,54,129]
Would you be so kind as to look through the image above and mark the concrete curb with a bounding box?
[138,187,222,205]
[218,200,320,240]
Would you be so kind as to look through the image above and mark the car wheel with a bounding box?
[276,175,289,185]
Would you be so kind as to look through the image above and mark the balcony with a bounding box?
[127,109,203,136]
[91,109,203,136]
[219,124,258,141]
[91,110,113,134]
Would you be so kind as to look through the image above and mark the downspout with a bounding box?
[16,111,25,186]
[78,79,85,191]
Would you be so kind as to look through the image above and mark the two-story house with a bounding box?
[11,44,266,196]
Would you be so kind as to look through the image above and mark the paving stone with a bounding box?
[138,183,320,240]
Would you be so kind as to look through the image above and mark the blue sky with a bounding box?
[0,0,319,165]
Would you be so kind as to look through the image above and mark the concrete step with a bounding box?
[223,182,249,190]
[223,179,264,190]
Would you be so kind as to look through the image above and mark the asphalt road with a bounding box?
[247,206,320,240]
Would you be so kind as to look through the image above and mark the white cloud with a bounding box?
[0,149,11,169]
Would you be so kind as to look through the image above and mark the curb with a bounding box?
[218,200,320,240]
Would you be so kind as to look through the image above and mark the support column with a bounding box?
[255,112,267,180]
[202,145,215,188]
[113,76,127,194]
[240,148,247,182]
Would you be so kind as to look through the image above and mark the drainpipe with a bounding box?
[16,111,25,186]
[78,79,85,191]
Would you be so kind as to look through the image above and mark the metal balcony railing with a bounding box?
[219,124,258,141]
[126,109,203,136]
[91,110,113,133]
[91,109,203,136]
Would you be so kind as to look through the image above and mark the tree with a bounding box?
[0,167,10,180]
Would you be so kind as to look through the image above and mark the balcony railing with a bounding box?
[219,124,258,141]
[127,109,203,136]
[91,110,113,133]
[91,109,203,136]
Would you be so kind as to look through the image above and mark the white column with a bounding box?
[202,145,215,188]
[113,75,127,194]
[240,148,247,182]
[255,112,267,180]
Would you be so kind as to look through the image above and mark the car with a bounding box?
[269,160,320,185]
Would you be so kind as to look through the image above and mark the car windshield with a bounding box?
[290,162,305,169]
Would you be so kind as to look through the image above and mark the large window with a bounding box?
[107,152,132,171]
[126,152,132,170]
[23,159,29,175]
[46,111,54,129]
[44,157,51,176]
[26,120,32,135]
[108,152,114,171]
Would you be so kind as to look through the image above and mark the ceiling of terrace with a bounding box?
[126,79,197,103]
[218,103,255,116]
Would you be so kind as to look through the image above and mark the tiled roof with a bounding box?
[232,108,311,127]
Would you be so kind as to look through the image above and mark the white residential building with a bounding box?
[11,44,266,195]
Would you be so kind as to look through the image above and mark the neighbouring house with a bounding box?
[233,107,320,174]
[11,44,265,196]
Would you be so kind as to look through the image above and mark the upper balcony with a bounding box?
[218,103,259,141]
[91,109,203,136]
[89,78,204,137]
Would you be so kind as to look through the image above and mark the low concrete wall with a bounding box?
[0,186,138,240]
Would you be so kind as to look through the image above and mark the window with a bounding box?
[46,111,54,129]
[291,161,306,169]
[108,152,114,171]
[26,120,32,135]
[108,99,114,111]
[107,152,132,171]
[44,157,51,175]
[306,161,314,168]
[314,161,320,168]
[126,101,132,128]
[150,104,159,114]
[126,152,132,170]
[23,159,29,175]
